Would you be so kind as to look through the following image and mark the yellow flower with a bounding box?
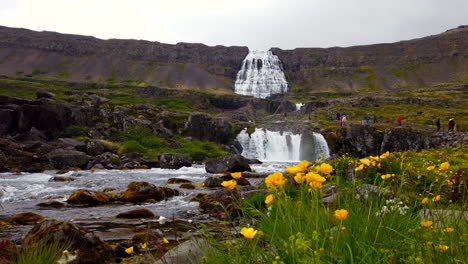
[420,221,433,227]
[125,246,134,254]
[275,256,281,260]
[296,160,311,170]
[230,172,242,179]
[369,156,380,161]
[381,174,395,180]
[426,165,436,171]
[355,164,364,171]
[341,226,346,231]
[306,172,326,183]
[380,151,390,159]
[439,162,450,170]
[265,172,287,189]
[221,180,237,190]
[294,173,305,184]
[334,209,348,220]
[443,227,455,233]
[163,237,169,244]
[285,166,302,175]
[240,227,258,239]
[309,181,323,190]
[421,198,429,204]
[439,245,449,251]
[432,195,441,202]
[265,194,274,205]
[360,158,371,166]
[140,242,147,249]
[318,163,333,175]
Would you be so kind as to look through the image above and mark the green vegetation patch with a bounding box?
[153,98,193,111]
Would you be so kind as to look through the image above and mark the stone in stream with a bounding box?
[47,149,91,170]
[67,189,110,205]
[203,175,251,188]
[158,153,192,169]
[7,212,45,225]
[116,208,155,219]
[205,154,251,173]
[180,183,196,189]
[23,220,115,264]
[167,178,193,184]
[120,182,179,203]
[37,201,66,208]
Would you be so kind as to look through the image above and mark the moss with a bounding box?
[65,125,90,138]
[111,155,122,165]
[7,212,45,225]
[153,97,193,111]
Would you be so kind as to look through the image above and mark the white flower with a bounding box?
[57,250,77,264]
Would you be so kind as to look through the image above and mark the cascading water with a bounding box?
[234,50,288,98]
[236,128,330,162]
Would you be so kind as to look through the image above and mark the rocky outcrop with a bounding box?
[7,212,45,225]
[184,112,234,144]
[0,26,248,89]
[158,153,192,169]
[120,182,178,203]
[205,154,252,173]
[47,149,91,169]
[272,25,468,93]
[67,189,110,205]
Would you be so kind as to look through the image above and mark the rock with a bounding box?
[37,201,65,208]
[49,176,75,182]
[180,183,196,189]
[154,239,208,264]
[114,241,139,259]
[246,158,262,164]
[205,154,251,173]
[7,212,44,225]
[167,178,193,184]
[198,189,239,217]
[203,175,251,188]
[116,208,155,219]
[67,189,110,205]
[131,232,160,244]
[184,112,234,144]
[241,172,270,178]
[47,149,91,169]
[158,153,192,169]
[0,108,16,136]
[23,220,115,264]
[36,90,55,99]
[85,141,108,156]
[0,238,17,263]
[355,184,380,199]
[120,182,178,203]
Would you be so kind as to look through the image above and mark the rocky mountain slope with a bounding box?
[272,25,468,94]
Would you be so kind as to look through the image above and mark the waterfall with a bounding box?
[236,128,330,162]
[234,50,288,98]
[295,103,304,111]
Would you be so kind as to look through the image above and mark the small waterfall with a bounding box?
[236,128,330,162]
[234,50,288,98]
[295,103,304,111]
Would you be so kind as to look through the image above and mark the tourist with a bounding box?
[448,118,455,132]
[340,114,347,127]
[328,112,333,121]
[435,118,441,132]
[373,114,378,123]
[397,117,403,126]
[336,112,340,121]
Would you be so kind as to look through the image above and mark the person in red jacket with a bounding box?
[397,117,403,126]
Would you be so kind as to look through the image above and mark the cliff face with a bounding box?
[0,26,249,89]
[272,26,468,93]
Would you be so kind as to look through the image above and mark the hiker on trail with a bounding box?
[373,114,378,123]
[435,118,441,132]
[328,112,333,121]
[340,114,347,127]
[397,117,403,126]
[361,115,366,125]
[448,118,455,132]
[336,112,340,121]
[365,114,371,125]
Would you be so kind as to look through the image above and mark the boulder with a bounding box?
[47,149,91,169]
[197,189,239,217]
[116,208,155,219]
[203,175,251,188]
[205,154,251,173]
[184,112,233,144]
[167,178,193,184]
[23,220,115,264]
[49,176,75,182]
[37,201,65,208]
[85,141,108,156]
[7,212,45,225]
[36,90,55,99]
[158,153,192,169]
[154,239,208,264]
[246,158,262,164]
[120,182,178,203]
[180,183,196,189]
[67,189,110,205]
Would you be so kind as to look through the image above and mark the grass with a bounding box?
[14,239,71,264]
[153,98,193,112]
[199,147,468,263]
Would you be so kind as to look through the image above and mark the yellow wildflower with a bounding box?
[432,195,441,202]
[380,151,390,159]
[360,158,371,166]
[318,163,333,175]
[265,172,287,189]
[309,181,323,190]
[341,226,346,231]
[221,180,237,190]
[240,227,258,239]
[426,165,436,171]
[381,174,395,180]
[294,173,305,184]
[420,221,433,227]
[230,172,242,179]
[439,162,450,170]
[140,242,147,249]
[438,245,449,251]
[285,166,302,175]
[355,164,364,171]
[163,237,169,244]
[305,172,326,183]
[334,209,348,220]
[265,194,274,205]
[125,246,134,254]
[369,155,380,161]
[296,160,311,170]
[443,227,455,233]
[421,198,429,204]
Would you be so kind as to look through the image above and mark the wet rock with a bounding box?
[198,189,239,216]
[180,183,196,189]
[116,208,155,219]
[67,189,110,205]
[23,220,115,264]
[49,176,75,182]
[0,238,17,263]
[7,212,45,225]
[203,175,251,188]
[246,158,263,164]
[101,188,122,202]
[47,149,91,169]
[121,182,178,203]
[241,172,270,178]
[154,239,208,264]
[205,154,251,173]
[37,201,65,208]
[158,153,192,169]
[132,232,160,244]
[167,178,193,184]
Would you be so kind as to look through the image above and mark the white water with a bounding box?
[295,103,304,111]
[236,128,330,162]
[234,50,288,98]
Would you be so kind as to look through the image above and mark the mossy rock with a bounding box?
[7,212,45,225]
[121,182,178,202]
[167,178,193,184]
[49,176,75,182]
[37,201,65,208]
[180,183,196,189]
[131,232,160,245]
[116,208,155,219]
[67,189,110,205]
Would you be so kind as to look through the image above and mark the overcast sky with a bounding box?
[0,0,467,50]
